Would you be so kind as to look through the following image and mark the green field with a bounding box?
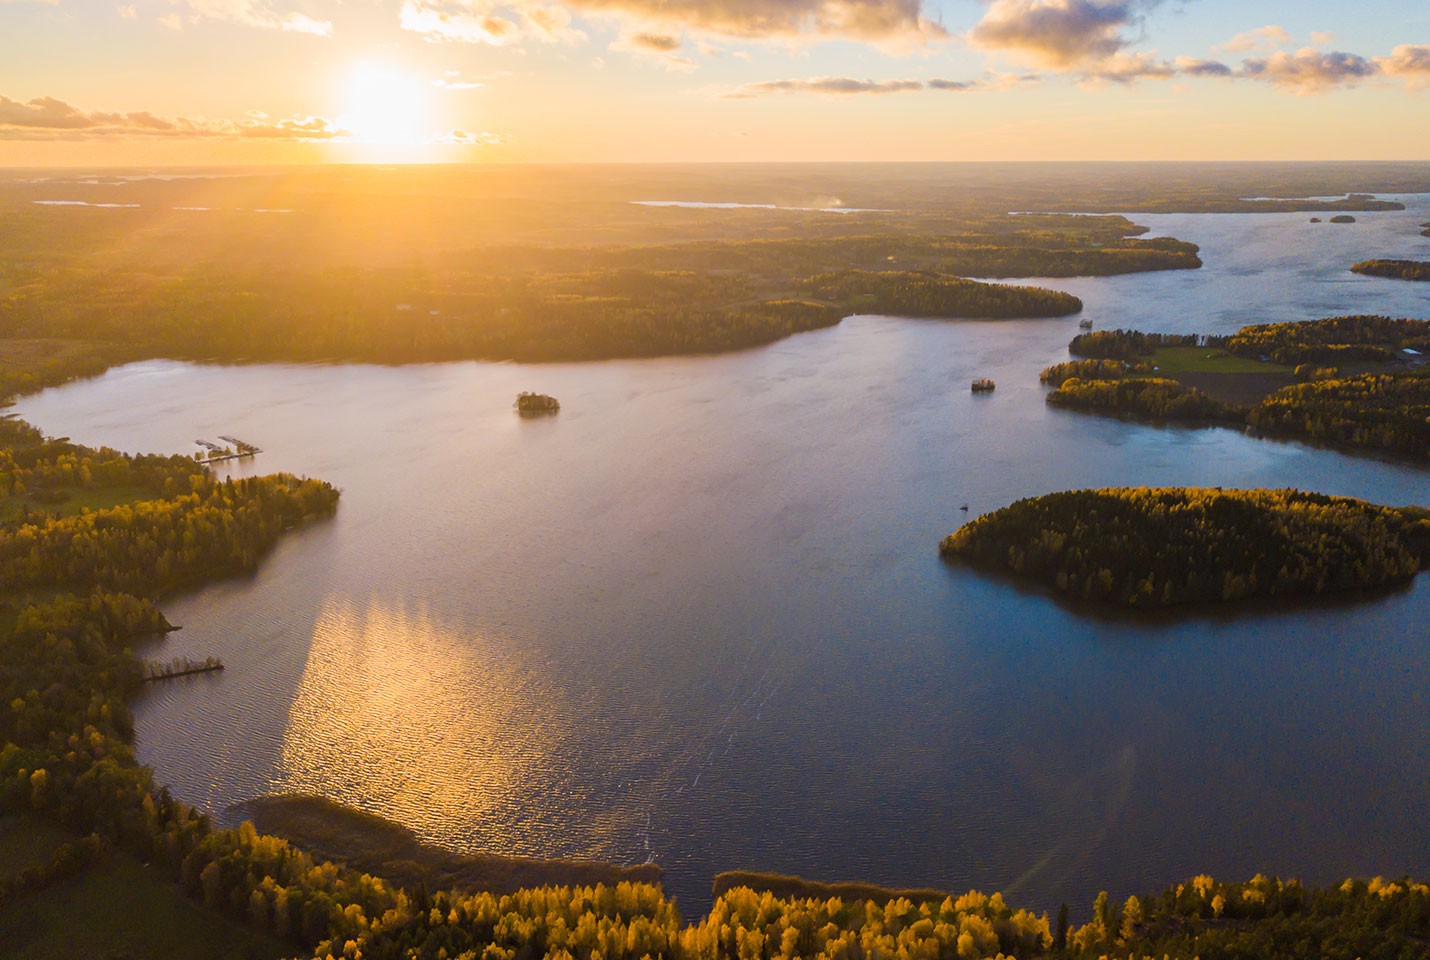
[0,483,155,523]
[1148,346,1291,374]
[0,816,72,880]
[0,849,290,960]
[0,815,287,960]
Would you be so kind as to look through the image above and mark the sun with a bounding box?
[339,61,432,147]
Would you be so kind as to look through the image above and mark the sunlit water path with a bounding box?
[15,198,1429,915]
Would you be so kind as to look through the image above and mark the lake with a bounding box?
[13,196,1430,917]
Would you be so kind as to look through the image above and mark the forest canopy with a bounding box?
[941,487,1430,607]
[1349,260,1430,282]
[1047,318,1430,461]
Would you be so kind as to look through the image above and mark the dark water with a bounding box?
[14,198,1429,917]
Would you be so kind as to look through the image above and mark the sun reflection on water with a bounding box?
[280,598,571,849]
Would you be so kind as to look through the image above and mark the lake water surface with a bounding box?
[14,197,1430,916]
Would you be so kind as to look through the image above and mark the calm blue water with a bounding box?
[13,195,1429,918]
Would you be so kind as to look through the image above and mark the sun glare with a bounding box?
[339,61,432,149]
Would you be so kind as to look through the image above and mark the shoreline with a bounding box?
[238,794,663,898]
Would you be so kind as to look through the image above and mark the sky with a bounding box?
[0,0,1427,164]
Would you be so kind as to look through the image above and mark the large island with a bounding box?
[941,487,1430,607]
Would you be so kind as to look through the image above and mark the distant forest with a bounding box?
[0,188,1189,366]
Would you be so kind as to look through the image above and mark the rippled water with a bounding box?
[14,197,1430,915]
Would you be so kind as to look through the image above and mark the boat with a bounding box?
[971,379,996,393]
[1078,319,1094,329]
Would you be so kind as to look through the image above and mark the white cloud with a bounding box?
[1217,25,1291,54]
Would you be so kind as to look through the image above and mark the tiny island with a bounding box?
[941,487,1430,607]
[1351,259,1430,282]
[515,392,560,416]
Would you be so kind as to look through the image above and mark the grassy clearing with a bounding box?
[0,816,73,881]
[0,484,155,523]
[0,849,289,960]
[1148,346,1291,374]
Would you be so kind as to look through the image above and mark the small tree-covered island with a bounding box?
[516,392,561,416]
[1350,259,1430,282]
[941,488,1430,607]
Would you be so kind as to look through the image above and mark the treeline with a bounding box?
[1046,378,1232,422]
[1,220,1198,365]
[1224,315,1430,365]
[1250,372,1430,461]
[941,487,1430,606]
[1048,318,1430,460]
[1038,359,1150,386]
[1067,330,1214,361]
[0,471,339,594]
[801,271,1082,318]
[1350,259,1430,282]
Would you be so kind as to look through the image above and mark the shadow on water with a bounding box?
[937,552,1424,628]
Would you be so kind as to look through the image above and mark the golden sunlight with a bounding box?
[339,61,433,148]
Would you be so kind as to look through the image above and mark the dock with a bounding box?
[194,435,262,463]
[144,656,225,682]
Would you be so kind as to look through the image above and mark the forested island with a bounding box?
[1044,318,1430,461]
[516,392,561,415]
[941,488,1430,607]
[1350,259,1430,282]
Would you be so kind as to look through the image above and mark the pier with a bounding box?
[193,435,262,463]
[143,656,225,682]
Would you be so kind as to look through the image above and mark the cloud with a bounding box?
[1081,50,1175,82]
[609,29,698,69]
[166,0,333,35]
[1239,48,1379,93]
[434,129,505,144]
[576,0,945,44]
[1309,31,1335,47]
[968,0,1150,68]
[0,94,346,140]
[718,74,1031,98]
[1375,43,1430,89]
[1217,24,1290,53]
[401,0,945,48]
[1173,56,1232,77]
[399,0,581,45]
[625,30,679,52]
[722,76,924,98]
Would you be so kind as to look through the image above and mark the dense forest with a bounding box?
[1066,330,1212,361]
[1250,372,1430,461]
[1223,315,1430,365]
[801,271,1082,319]
[1048,319,1430,460]
[1349,260,1430,282]
[1045,377,1233,422]
[0,192,1193,368]
[1038,359,1150,386]
[941,487,1430,607]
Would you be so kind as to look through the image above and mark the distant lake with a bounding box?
[15,196,1430,916]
